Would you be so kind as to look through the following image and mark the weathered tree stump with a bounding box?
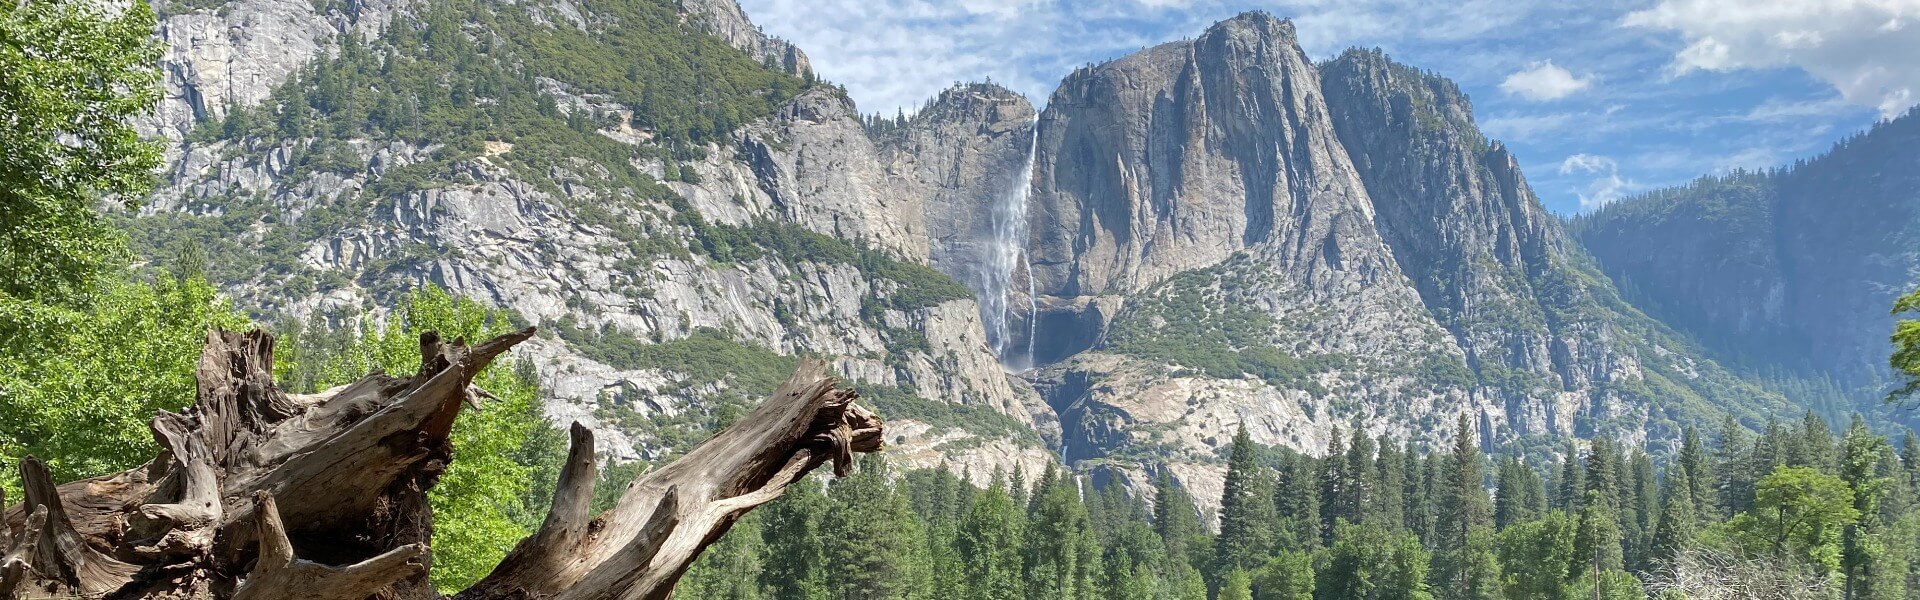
[1,327,882,599]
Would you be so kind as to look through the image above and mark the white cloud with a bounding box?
[1500,60,1593,101]
[1559,153,1635,210]
[1624,0,1920,118]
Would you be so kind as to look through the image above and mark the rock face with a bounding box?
[1574,112,1920,387]
[128,0,1848,514]
[131,0,1057,481]
[881,84,1041,362]
[1028,15,1389,362]
[1018,14,1791,510]
[679,0,812,77]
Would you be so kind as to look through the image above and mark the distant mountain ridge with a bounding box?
[1573,111,1920,388]
[121,0,1911,511]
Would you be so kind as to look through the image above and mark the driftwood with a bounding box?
[0,327,882,599]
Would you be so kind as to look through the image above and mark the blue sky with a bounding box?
[734,0,1918,215]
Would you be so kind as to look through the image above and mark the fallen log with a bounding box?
[1,327,882,599]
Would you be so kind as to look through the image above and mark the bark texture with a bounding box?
[1,327,881,600]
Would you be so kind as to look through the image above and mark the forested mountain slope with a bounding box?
[1573,111,1920,401]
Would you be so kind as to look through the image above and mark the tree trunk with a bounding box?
[1,327,882,600]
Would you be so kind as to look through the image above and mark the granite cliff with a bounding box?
[124,0,1879,512]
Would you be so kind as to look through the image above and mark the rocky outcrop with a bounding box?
[1027,13,1417,364]
[141,0,395,147]
[131,0,1056,479]
[1017,15,1792,513]
[880,84,1040,362]
[678,0,812,77]
[739,89,932,259]
[1022,13,1495,496]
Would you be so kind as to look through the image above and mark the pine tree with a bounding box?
[957,483,1025,600]
[1218,568,1253,600]
[1623,451,1657,572]
[1555,442,1586,512]
[1715,416,1754,516]
[1404,441,1435,545]
[1320,427,1351,542]
[822,457,931,600]
[1345,429,1378,525]
[1583,437,1621,511]
[1840,415,1898,600]
[1010,466,1030,510]
[1796,410,1837,471]
[1435,416,1494,599]
[1215,425,1277,581]
[1024,474,1099,600]
[1097,506,1165,600]
[1273,453,1321,550]
[1574,490,1624,585]
[677,512,769,600]
[1438,416,1490,547]
[1677,426,1717,523]
[1495,457,1538,529]
[1374,435,1406,530]
[1153,472,1206,577]
[761,477,830,600]
[1649,465,1696,570]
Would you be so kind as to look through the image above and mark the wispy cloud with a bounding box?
[1624,0,1920,118]
[1559,153,1636,210]
[1500,60,1593,101]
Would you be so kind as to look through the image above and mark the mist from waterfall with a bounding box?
[981,117,1040,371]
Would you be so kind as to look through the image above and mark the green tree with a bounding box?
[1554,443,1585,512]
[823,456,931,600]
[1374,437,1407,531]
[761,476,831,600]
[1574,490,1624,577]
[677,513,768,600]
[957,483,1025,600]
[1894,287,1920,404]
[1435,416,1493,598]
[1154,473,1210,599]
[1840,416,1899,600]
[1495,511,1577,600]
[1494,457,1543,530]
[0,0,161,306]
[1272,453,1321,549]
[1252,550,1313,600]
[1320,427,1352,541]
[1677,425,1717,523]
[1622,451,1658,571]
[1024,471,1099,600]
[1727,465,1859,573]
[1649,465,1697,569]
[1218,568,1253,600]
[0,274,247,493]
[1215,425,1276,580]
[1318,521,1433,600]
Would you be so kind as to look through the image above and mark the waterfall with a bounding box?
[983,116,1040,370]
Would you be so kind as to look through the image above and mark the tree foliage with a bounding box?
[0,0,161,305]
